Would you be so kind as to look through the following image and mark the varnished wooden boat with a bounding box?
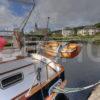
[43,41,60,57]
[43,41,81,58]
[60,43,81,58]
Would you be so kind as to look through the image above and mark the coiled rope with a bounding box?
[53,80,100,94]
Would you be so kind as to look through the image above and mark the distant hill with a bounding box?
[50,22,100,34]
[51,30,61,34]
[74,26,85,29]
[94,23,100,28]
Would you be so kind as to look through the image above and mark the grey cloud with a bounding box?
[0,0,100,31]
[31,0,100,30]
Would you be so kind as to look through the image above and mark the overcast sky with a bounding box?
[0,0,100,31]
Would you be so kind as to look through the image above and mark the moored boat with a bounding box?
[60,43,81,58]
[43,41,61,57]
[43,41,81,58]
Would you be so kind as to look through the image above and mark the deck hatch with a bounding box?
[0,73,23,89]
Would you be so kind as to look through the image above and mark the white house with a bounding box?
[62,27,74,37]
[77,26,100,36]
[77,29,87,36]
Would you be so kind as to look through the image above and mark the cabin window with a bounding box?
[0,73,24,89]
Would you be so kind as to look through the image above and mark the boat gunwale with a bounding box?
[12,63,64,100]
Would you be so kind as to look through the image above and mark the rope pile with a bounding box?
[53,80,100,94]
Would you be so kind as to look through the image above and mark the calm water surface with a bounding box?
[58,43,100,100]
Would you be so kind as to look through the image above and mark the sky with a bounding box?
[0,0,100,31]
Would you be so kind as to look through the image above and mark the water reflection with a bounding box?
[57,43,100,100]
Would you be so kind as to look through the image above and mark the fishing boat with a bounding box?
[43,41,81,58]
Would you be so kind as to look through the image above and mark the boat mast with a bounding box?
[47,17,50,31]
[20,0,35,33]
[18,0,36,55]
[44,17,50,41]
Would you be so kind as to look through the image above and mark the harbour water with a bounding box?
[57,43,100,100]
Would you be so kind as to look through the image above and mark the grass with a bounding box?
[49,35,100,43]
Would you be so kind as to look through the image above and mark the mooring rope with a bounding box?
[53,80,100,94]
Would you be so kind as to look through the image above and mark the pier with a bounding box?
[88,85,100,100]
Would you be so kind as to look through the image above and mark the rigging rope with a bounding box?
[25,54,46,99]
[25,73,38,97]
[53,80,100,94]
[20,0,35,31]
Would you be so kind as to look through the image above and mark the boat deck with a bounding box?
[0,55,59,100]
[0,57,33,75]
[0,49,22,62]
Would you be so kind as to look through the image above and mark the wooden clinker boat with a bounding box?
[43,41,81,58]
[43,41,60,57]
[60,43,81,58]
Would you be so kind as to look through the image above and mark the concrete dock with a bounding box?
[88,85,100,100]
